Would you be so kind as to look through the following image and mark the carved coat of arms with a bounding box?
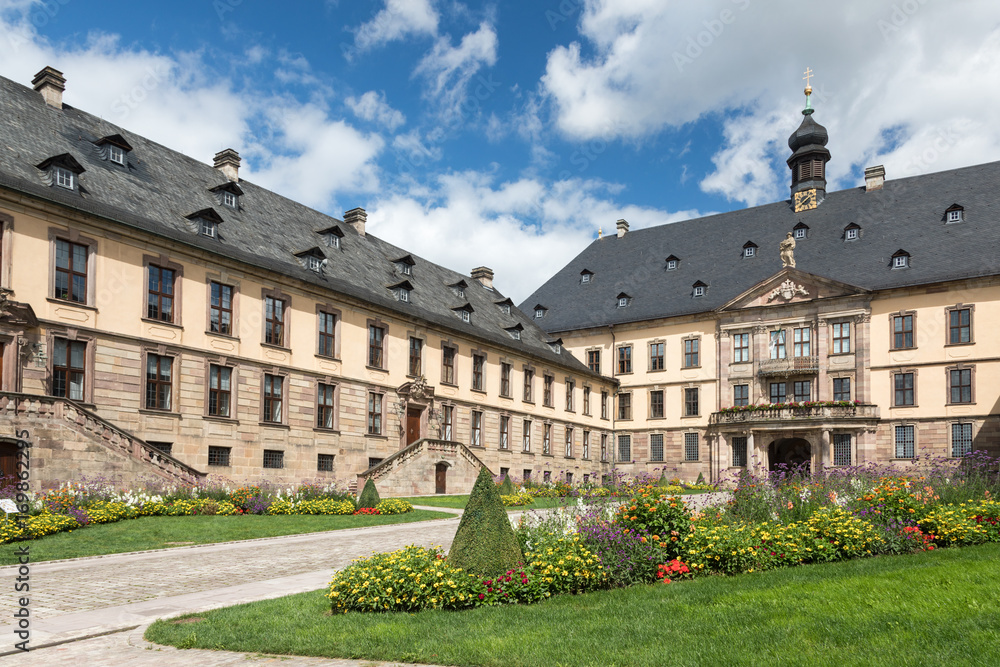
[767,279,809,302]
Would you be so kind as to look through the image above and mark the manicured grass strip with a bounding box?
[146,543,1000,667]
[0,510,451,565]
[399,495,598,510]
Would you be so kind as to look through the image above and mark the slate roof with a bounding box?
[522,159,1000,333]
[0,73,597,378]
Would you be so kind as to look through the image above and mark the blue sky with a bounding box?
[1,0,999,299]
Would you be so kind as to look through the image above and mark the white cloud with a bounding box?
[352,0,439,54]
[542,0,1000,206]
[414,21,498,118]
[345,90,406,131]
[367,171,700,301]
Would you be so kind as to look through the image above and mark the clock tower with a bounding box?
[787,68,830,213]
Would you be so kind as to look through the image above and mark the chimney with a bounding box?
[32,66,65,110]
[616,219,629,238]
[213,149,241,182]
[343,207,367,237]
[471,266,494,290]
[864,165,885,192]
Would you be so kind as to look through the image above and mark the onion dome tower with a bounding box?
[787,68,831,212]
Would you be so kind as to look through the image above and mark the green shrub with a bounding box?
[376,499,414,515]
[499,476,515,496]
[695,472,706,485]
[448,466,524,577]
[357,478,381,509]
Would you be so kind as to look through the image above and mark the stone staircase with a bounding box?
[358,438,489,496]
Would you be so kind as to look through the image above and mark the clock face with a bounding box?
[794,188,818,212]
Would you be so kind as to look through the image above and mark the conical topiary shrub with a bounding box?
[695,472,706,486]
[657,470,669,488]
[498,475,515,496]
[448,466,523,577]
[357,478,381,509]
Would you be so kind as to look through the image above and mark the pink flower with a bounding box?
[478,593,484,600]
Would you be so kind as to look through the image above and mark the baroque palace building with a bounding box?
[0,67,616,493]
[523,83,1000,483]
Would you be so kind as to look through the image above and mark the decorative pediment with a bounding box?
[717,268,868,312]
[397,376,434,403]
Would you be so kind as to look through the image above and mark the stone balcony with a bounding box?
[757,355,820,376]
[709,402,880,426]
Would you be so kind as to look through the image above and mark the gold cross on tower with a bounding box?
[802,67,814,94]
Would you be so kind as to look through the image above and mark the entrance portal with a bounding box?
[0,440,17,482]
[435,462,447,494]
[769,438,812,473]
[406,408,422,446]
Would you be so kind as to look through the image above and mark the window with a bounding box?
[650,342,665,371]
[54,239,87,303]
[618,434,631,462]
[793,328,810,357]
[618,392,632,420]
[52,338,86,400]
[318,454,334,471]
[617,346,632,374]
[498,302,511,315]
[398,287,409,302]
[210,282,233,336]
[684,387,699,416]
[208,446,230,467]
[947,208,963,223]
[650,433,664,462]
[535,307,545,319]
[500,362,512,397]
[693,284,705,297]
[731,436,747,467]
[523,368,534,402]
[601,434,608,461]
[948,307,972,344]
[845,227,859,240]
[318,311,336,357]
[583,431,590,459]
[733,333,750,363]
[263,449,284,469]
[744,246,755,258]
[543,423,551,454]
[306,255,322,272]
[317,383,336,429]
[833,377,851,402]
[601,390,609,419]
[472,354,485,391]
[894,372,914,406]
[733,384,749,407]
[769,382,786,404]
[833,434,852,466]
[442,346,456,385]
[793,380,811,402]
[581,272,592,284]
[222,191,237,209]
[325,232,340,248]
[587,350,601,373]
[264,296,286,346]
[397,261,412,275]
[543,375,554,407]
[509,327,521,341]
[949,368,972,404]
[564,379,575,411]
[684,339,699,368]
[893,314,914,349]
[367,392,383,435]
[769,330,786,359]
[431,404,449,441]
[794,227,807,240]
[408,337,423,376]
[565,429,573,457]
[54,167,74,189]
[500,416,510,450]
[147,441,172,456]
[893,253,909,269]
[523,469,532,482]
[263,374,283,423]
[832,322,851,354]
[684,433,699,461]
[895,425,914,459]
[108,144,126,165]
[368,324,385,368]
[522,420,531,452]
[952,423,973,457]
[208,365,232,418]
[471,411,483,447]
[145,354,172,411]
[618,296,628,308]
[200,219,218,238]
[460,309,471,323]
[583,386,591,415]
[667,258,678,270]
[650,390,664,419]
[147,265,176,323]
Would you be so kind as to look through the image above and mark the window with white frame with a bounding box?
[470,411,482,446]
[893,253,909,269]
[845,226,859,240]
[223,191,237,208]
[522,419,531,452]
[108,144,126,165]
[200,219,218,238]
[308,255,322,272]
[794,226,807,240]
[744,246,755,257]
[54,167,74,189]
[693,284,705,297]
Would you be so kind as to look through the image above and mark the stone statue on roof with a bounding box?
[780,232,796,268]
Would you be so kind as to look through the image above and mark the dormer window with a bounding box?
[200,220,218,238]
[317,226,344,249]
[581,269,593,284]
[393,255,415,276]
[108,145,126,166]
[506,324,524,341]
[616,293,631,308]
[495,298,514,316]
[743,242,757,258]
[548,339,563,354]
[389,280,413,302]
[844,223,861,241]
[449,280,468,299]
[793,223,809,240]
[294,247,326,272]
[308,255,322,272]
[399,287,410,302]
[892,250,910,269]
[534,304,547,319]
[210,182,243,211]
[462,310,470,322]
[692,281,707,297]
[54,167,74,189]
[399,262,411,275]
[453,303,474,323]
[95,134,133,166]
[37,154,85,191]
[665,255,680,270]
[945,204,964,223]
[223,191,237,208]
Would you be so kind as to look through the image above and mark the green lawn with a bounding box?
[145,543,1000,666]
[0,510,452,564]
[400,495,603,510]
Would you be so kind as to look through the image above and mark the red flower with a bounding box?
[478,593,485,600]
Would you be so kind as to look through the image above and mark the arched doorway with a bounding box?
[769,438,812,473]
[435,462,448,494]
[0,439,18,485]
